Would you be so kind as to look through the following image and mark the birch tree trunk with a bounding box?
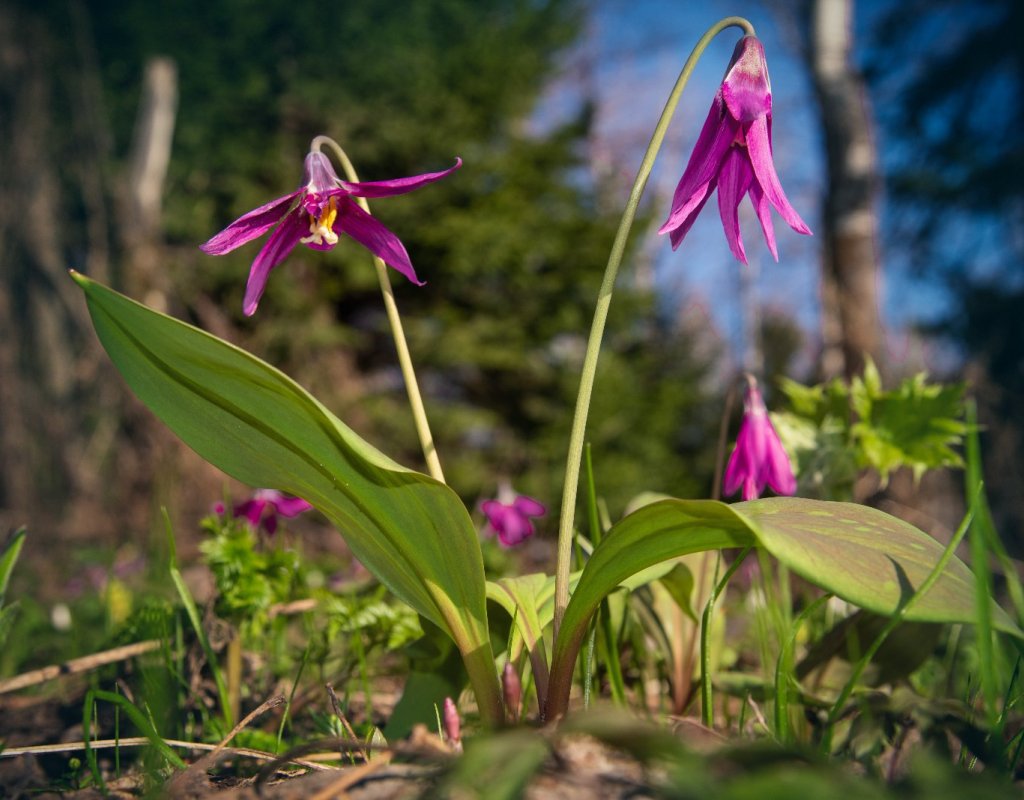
[808,0,883,379]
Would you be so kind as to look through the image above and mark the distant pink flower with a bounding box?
[227,489,312,536]
[724,377,797,501]
[659,36,811,264]
[201,148,461,315]
[481,494,546,548]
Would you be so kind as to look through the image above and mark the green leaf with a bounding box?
[0,528,26,606]
[72,273,501,724]
[850,362,967,483]
[734,497,1013,630]
[544,496,1022,720]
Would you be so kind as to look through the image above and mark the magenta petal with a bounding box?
[234,499,266,528]
[512,495,546,517]
[200,190,303,255]
[341,158,462,199]
[764,421,797,496]
[303,151,342,192]
[659,100,739,236]
[668,185,715,250]
[748,179,779,260]
[716,147,754,264]
[721,37,772,123]
[745,116,812,236]
[275,495,313,517]
[336,201,424,285]
[243,210,306,316]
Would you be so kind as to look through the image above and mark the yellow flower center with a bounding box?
[300,195,339,246]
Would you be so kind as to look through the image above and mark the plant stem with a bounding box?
[701,547,751,727]
[311,135,445,484]
[552,16,756,642]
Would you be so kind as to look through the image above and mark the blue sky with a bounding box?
[532,0,954,374]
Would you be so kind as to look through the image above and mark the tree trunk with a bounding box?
[809,0,883,379]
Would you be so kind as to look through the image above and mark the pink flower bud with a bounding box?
[502,662,522,722]
[442,696,461,751]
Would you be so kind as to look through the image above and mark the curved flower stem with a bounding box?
[551,17,756,643]
[311,136,446,484]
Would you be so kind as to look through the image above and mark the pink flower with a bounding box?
[723,377,797,501]
[227,489,312,536]
[480,494,546,548]
[201,149,461,315]
[659,36,811,264]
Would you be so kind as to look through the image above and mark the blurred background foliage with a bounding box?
[1,0,1022,572]
[0,0,720,564]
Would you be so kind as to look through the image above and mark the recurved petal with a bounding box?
[200,190,303,255]
[764,420,797,496]
[275,494,314,517]
[723,424,754,497]
[748,178,779,260]
[336,200,425,285]
[721,36,772,123]
[668,185,714,250]
[243,209,307,316]
[716,147,755,264]
[304,151,342,192]
[658,99,739,236]
[512,494,546,517]
[745,116,812,237]
[234,498,266,528]
[341,158,462,199]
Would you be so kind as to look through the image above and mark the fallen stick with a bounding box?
[0,639,163,694]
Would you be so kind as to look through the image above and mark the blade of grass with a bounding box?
[84,688,187,777]
[0,528,26,603]
[164,509,231,726]
[701,548,751,727]
[774,593,831,744]
[276,643,312,753]
[966,400,1024,624]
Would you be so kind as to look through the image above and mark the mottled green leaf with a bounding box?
[545,496,1021,719]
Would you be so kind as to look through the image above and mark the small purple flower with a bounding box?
[723,377,797,501]
[659,36,811,264]
[228,489,313,536]
[201,149,461,316]
[480,493,546,548]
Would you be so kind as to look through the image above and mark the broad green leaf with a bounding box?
[546,500,755,716]
[72,273,500,722]
[545,496,1021,719]
[733,497,1014,630]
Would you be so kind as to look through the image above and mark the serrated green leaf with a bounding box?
[72,273,501,723]
[850,368,967,484]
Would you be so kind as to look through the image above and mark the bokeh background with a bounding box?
[1,0,1020,577]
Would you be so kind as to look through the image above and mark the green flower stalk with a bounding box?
[552,16,759,641]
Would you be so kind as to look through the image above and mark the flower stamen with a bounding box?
[300,195,339,246]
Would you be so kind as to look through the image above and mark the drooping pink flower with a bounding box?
[227,489,313,536]
[480,494,546,548]
[723,377,797,501]
[659,36,811,264]
[201,149,461,315]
